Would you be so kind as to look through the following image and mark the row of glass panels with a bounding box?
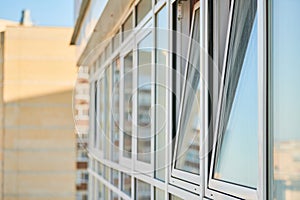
[88,0,300,199]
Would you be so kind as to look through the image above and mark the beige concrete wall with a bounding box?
[1,26,76,200]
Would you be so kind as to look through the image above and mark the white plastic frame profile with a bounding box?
[207,0,265,199]
[170,1,203,194]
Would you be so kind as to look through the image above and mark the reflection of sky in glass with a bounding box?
[214,15,258,188]
[272,0,300,142]
[272,0,300,199]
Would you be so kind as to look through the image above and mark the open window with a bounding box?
[171,2,201,189]
[208,0,258,199]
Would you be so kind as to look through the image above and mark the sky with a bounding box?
[0,0,74,27]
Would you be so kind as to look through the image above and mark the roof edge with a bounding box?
[70,0,91,45]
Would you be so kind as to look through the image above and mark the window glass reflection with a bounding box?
[137,33,152,163]
[104,67,111,159]
[136,179,151,200]
[271,0,300,199]
[155,187,165,199]
[94,81,98,148]
[123,13,133,41]
[99,77,105,151]
[155,5,168,181]
[213,1,258,188]
[136,0,152,25]
[121,173,131,197]
[174,8,200,175]
[112,58,120,162]
[123,52,133,158]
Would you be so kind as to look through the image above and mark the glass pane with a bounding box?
[105,67,111,159]
[105,43,111,61]
[136,0,152,25]
[123,51,133,158]
[170,194,183,200]
[104,185,109,199]
[111,192,119,200]
[213,1,258,188]
[121,173,131,197]
[103,165,110,181]
[123,13,133,41]
[112,58,120,162]
[137,33,152,163]
[94,81,98,148]
[97,162,103,176]
[98,180,103,199]
[99,77,105,151]
[155,5,168,181]
[155,188,165,199]
[113,31,120,52]
[111,168,119,188]
[174,8,200,174]
[270,0,300,199]
[136,179,151,200]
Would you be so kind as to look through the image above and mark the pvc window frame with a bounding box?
[134,21,155,174]
[119,41,135,169]
[206,0,266,199]
[170,1,203,193]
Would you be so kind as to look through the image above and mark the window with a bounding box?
[155,5,168,181]
[99,76,105,152]
[112,31,120,52]
[209,0,258,198]
[137,32,153,164]
[103,165,110,181]
[112,58,120,162]
[136,0,152,25]
[121,172,131,197]
[94,81,98,148]
[104,66,112,159]
[172,3,201,184]
[111,192,119,200]
[97,161,103,176]
[122,13,133,41]
[104,185,109,199]
[269,0,300,199]
[169,194,183,200]
[155,187,165,199]
[136,179,151,200]
[111,168,119,188]
[122,51,133,159]
[98,180,103,199]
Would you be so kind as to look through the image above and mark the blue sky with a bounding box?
[0,0,74,27]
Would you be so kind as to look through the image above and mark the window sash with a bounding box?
[171,2,202,187]
[208,0,260,198]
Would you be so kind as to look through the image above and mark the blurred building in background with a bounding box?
[74,66,90,200]
[0,11,77,200]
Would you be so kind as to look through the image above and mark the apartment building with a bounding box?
[71,0,300,199]
[0,12,76,200]
[74,66,90,200]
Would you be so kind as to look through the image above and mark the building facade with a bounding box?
[71,0,300,199]
[74,66,90,200]
[0,16,77,199]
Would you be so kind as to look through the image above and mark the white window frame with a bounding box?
[134,21,155,174]
[95,70,106,159]
[206,0,266,199]
[120,41,135,169]
[111,56,121,163]
[170,1,202,193]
